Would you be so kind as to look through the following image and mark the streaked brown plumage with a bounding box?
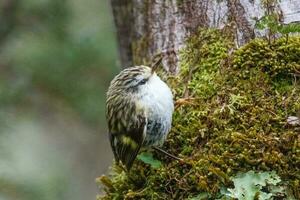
[106,65,174,170]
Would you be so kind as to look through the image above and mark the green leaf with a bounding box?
[137,152,162,169]
[225,171,282,200]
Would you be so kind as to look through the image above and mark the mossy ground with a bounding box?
[98,29,300,199]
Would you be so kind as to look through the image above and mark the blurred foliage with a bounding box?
[0,0,117,199]
[0,0,118,125]
[0,0,18,45]
[0,121,72,200]
[99,29,300,199]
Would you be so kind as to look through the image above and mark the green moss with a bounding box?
[98,29,300,199]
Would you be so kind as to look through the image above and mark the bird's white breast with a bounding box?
[138,73,174,146]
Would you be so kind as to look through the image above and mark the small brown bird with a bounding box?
[106,65,174,170]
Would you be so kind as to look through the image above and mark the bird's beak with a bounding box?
[151,64,159,74]
[151,56,163,74]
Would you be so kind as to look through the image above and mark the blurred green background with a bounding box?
[0,0,117,199]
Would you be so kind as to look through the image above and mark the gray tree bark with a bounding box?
[111,0,300,73]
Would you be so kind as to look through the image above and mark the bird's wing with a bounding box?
[108,111,147,170]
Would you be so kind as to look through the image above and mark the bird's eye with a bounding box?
[139,78,148,85]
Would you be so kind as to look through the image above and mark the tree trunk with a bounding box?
[111,0,300,73]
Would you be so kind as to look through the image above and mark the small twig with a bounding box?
[289,73,300,77]
[150,49,177,73]
[152,146,184,163]
[183,66,196,98]
[174,97,196,109]
[151,54,163,73]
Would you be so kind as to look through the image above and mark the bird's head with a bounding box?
[109,65,158,93]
